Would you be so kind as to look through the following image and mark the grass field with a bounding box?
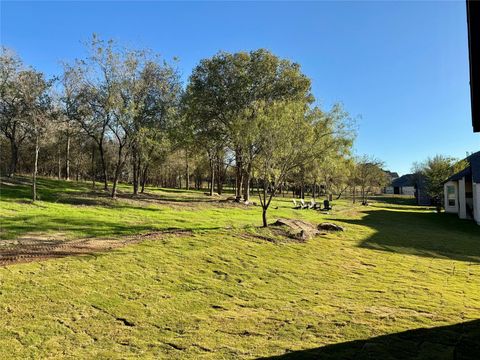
[0,177,479,359]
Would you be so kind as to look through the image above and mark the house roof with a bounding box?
[467,151,480,183]
[446,166,472,182]
[391,174,416,187]
[383,170,399,181]
[444,151,480,184]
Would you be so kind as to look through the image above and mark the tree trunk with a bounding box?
[235,149,243,200]
[32,136,39,202]
[8,140,18,177]
[243,163,252,202]
[91,145,96,189]
[57,147,61,180]
[216,158,223,195]
[65,133,70,180]
[209,157,215,196]
[132,149,139,195]
[111,144,125,199]
[262,207,268,228]
[99,141,108,191]
[141,164,148,193]
[185,149,190,190]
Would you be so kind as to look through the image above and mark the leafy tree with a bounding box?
[354,155,388,204]
[254,101,310,226]
[184,49,313,202]
[128,59,182,195]
[413,155,459,200]
[67,35,181,198]
[254,101,353,226]
[19,70,54,201]
[0,47,29,176]
[59,63,85,180]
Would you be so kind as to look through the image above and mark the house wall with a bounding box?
[400,186,416,196]
[473,182,480,224]
[458,177,467,219]
[444,181,459,213]
[385,186,394,194]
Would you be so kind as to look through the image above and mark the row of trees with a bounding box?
[1,36,390,226]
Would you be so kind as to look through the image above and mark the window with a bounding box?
[447,185,456,207]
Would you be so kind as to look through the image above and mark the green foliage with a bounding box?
[351,155,388,203]
[414,155,459,199]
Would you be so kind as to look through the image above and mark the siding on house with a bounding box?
[399,186,416,196]
[444,151,480,224]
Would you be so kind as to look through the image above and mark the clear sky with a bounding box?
[1,1,477,175]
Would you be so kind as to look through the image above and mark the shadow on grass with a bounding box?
[0,213,223,240]
[259,319,480,359]
[0,176,92,202]
[337,209,480,263]
[370,196,418,206]
[0,176,218,205]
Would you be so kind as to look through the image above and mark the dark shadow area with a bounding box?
[0,176,95,202]
[0,212,223,240]
[260,319,480,360]
[0,176,224,205]
[337,209,480,263]
[370,196,418,206]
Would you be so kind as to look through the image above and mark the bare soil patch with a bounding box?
[272,218,322,241]
[0,230,192,266]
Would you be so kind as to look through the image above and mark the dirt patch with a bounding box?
[272,218,321,241]
[0,230,192,267]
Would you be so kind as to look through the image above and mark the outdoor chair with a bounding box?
[300,199,308,209]
[292,199,301,209]
[322,200,333,211]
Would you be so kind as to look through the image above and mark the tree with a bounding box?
[59,63,85,181]
[413,155,460,200]
[68,39,113,191]
[19,70,53,201]
[128,59,182,195]
[354,155,388,204]
[309,104,354,200]
[254,101,309,226]
[184,49,313,202]
[0,47,29,177]
[253,101,353,227]
[67,35,181,198]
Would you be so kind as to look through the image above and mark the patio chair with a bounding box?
[323,199,333,211]
[300,199,308,209]
[292,199,301,209]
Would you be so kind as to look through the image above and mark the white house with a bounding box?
[444,151,480,224]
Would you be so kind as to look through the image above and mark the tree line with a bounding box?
[1,36,393,226]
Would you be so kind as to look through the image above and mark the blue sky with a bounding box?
[1,1,477,175]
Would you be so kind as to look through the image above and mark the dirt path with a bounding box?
[0,230,191,266]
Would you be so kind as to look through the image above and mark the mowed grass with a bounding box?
[0,177,479,359]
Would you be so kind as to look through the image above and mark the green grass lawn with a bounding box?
[0,177,479,359]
